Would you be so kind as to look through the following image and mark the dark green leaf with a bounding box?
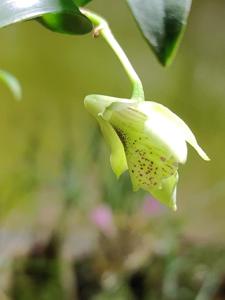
[127,0,192,66]
[0,0,92,35]
[0,70,22,100]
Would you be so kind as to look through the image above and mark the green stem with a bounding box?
[81,9,144,101]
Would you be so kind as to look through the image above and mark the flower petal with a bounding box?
[174,118,210,161]
[84,94,128,177]
[98,117,128,177]
[139,101,209,161]
[138,102,188,163]
[84,94,132,118]
[84,94,118,118]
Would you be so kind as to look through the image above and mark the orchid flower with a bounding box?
[81,9,209,210]
[84,94,209,210]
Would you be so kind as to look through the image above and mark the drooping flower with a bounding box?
[84,94,209,210]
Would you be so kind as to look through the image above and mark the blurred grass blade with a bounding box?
[0,70,22,100]
[127,0,192,66]
[0,0,92,35]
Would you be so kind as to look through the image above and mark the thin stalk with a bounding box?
[81,8,144,101]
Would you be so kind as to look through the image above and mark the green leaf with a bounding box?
[127,0,192,66]
[0,0,92,35]
[0,70,22,100]
[74,0,93,6]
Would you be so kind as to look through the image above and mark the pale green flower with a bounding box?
[84,95,209,210]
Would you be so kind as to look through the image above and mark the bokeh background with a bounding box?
[0,0,225,299]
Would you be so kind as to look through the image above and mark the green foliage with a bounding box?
[127,0,192,66]
[74,0,93,6]
[0,0,194,65]
[0,0,194,66]
[0,0,92,34]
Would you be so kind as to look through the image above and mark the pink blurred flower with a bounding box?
[142,196,165,216]
[90,204,116,236]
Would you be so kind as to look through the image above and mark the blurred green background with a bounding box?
[0,0,225,299]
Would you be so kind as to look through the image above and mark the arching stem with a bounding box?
[81,8,144,101]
